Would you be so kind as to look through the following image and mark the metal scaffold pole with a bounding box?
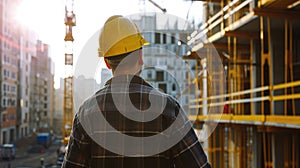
[63,0,76,145]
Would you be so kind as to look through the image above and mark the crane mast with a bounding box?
[63,0,76,145]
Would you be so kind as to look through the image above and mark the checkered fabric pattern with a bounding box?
[62,75,211,168]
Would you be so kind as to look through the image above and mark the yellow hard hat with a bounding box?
[98,15,149,57]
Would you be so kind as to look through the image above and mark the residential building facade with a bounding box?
[29,41,54,132]
[131,13,194,112]
[17,26,37,139]
[0,0,21,144]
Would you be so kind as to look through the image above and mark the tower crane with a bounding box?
[148,0,167,13]
[63,0,76,145]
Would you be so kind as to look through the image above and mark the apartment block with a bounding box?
[131,13,194,112]
[29,40,54,133]
[0,0,21,144]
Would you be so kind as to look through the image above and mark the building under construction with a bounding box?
[185,0,300,167]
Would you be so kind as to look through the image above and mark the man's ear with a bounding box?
[138,50,144,65]
[104,58,112,69]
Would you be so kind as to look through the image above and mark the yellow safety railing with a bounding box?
[188,80,300,126]
[188,0,255,49]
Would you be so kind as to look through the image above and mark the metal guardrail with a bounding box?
[188,80,300,126]
[188,0,255,47]
[190,80,300,107]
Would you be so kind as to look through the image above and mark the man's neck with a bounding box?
[112,70,141,77]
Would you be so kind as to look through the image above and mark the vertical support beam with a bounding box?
[297,135,299,168]
[270,134,274,168]
[250,40,255,115]
[234,128,238,167]
[227,37,233,114]
[283,136,288,168]
[213,129,216,168]
[241,128,246,168]
[229,127,233,168]
[220,126,224,168]
[260,16,265,115]
[267,134,271,167]
[284,20,288,116]
[268,133,271,168]
[289,22,296,115]
[267,17,274,116]
[292,134,297,168]
[292,135,295,168]
[233,37,238,114]
[263,131,267,168]
[237,128,241,167]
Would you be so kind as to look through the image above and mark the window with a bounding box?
[171,34,175,44]
[25,113,28,122]
[12,99,16,106]
[147,71,152,79]
[155,33,161,44]
[11,59,17,66]
[2,55,4,62]
[11,86,16,93]
[158,83,167,93]
[8,99,12,106]
[172,83,176,91]
[2,98,6,107]
[11,72,16,79]
[163,33,167,44]
[156,71,164,81]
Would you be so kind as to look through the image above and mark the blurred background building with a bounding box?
[29,41,55,133]
[0,0,55,144]
[132,13,195,112]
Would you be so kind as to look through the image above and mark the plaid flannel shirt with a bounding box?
[62,75,210,168]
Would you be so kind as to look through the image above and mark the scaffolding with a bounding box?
[185,0,300,167]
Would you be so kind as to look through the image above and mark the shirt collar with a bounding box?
[104,74,152,88]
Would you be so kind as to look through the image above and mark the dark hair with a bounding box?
[105,48,141,71]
